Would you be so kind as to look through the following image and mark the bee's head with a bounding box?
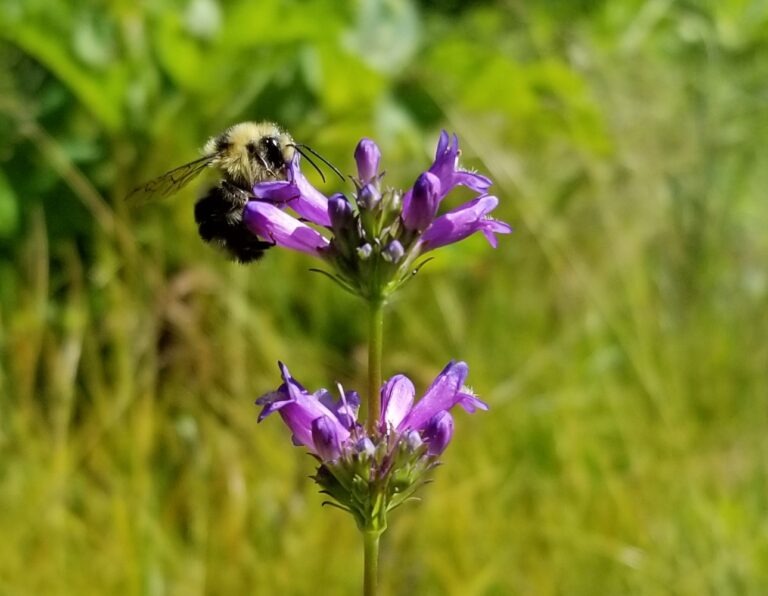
[207,122,295,187]
[246,133,296,179]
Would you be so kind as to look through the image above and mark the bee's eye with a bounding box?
[261,137,285,170]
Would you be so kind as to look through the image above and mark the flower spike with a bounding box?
[246,131,510,300]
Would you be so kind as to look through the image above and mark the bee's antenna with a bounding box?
[291,143,345,182]
[291,146,326,183]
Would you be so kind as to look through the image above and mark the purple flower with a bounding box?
[253,154,331,226]
[378,361,488,454]
[244,202,329,256]
[355,138,381,183]
[258,361,486,460]
[400,131,492,211]
[402,172,441,232]
[421,195,512,251]
[427,130,492,199]
[256,362,350,459]
[395,361,487,433]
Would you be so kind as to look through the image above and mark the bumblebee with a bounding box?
[128,122,338,263]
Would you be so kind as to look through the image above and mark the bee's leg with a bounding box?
[220,180,253,206]
[252,153,278,179]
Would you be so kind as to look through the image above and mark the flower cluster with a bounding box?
[256,361,487,531]
[245,132,511,300]
[248,132,505,541]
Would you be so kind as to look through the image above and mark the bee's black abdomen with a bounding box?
[194,184,273,263]
[193,188,232,242]
[222,226,275,263]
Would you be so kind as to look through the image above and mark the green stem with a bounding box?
[363,298,385,593]
[363,531,381,596]
[366,298,384,434]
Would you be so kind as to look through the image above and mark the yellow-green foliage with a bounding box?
[1,1,767,594]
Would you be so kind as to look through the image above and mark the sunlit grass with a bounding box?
[2,2,768,595]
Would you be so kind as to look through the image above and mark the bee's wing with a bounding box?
[125,154,217,203]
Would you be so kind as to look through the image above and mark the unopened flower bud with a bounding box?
[354,138,381,183]
[402,171,441,231]
[354,437,375,457]
[356,243,373,259]
[357,183,381,210]
[328,194,354,236]
[404,430,423,451]
[382,240,404,264]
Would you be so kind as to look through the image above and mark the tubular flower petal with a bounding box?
[421,195,512,252]
[244,202,329,256]
[255,362,350,456]
[428,130,492,198]
[397,361,469,432]
[251,180,301,202]
[380,374,415,430]
[318,388,361,430]
[311,416,343,461]
[422,411,454,456]
[253,154,331,226]
[456,389,489,413]
[400,130,492,209]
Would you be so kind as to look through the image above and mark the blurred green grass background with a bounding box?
[1,0,767,594]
